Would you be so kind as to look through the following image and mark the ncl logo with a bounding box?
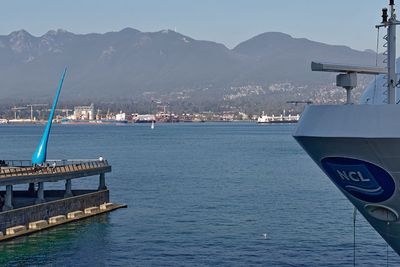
[321,157,394,203]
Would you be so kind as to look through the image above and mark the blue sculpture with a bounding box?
[32,68,67,165]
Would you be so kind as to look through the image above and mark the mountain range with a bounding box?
[0,28,381,104]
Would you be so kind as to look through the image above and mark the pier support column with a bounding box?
[35,182,45,204]
[3,185,13,211]
[98,173,107,190]
[28,183,35,197]
[64,179,73,198]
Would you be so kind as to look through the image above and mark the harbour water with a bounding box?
[0,123,399,266]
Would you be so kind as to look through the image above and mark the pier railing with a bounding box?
[0,159,109,178]
[0,159,104,168]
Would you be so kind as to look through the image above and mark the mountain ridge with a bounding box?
[0,28,380,103]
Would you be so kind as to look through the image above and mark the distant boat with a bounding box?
[151,121,155,129]
[60,119,128,125]
[133,114,156,123]
[257,111,299,124]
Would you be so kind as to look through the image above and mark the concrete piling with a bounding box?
[64,179,73,198]
[84,206,99,214]
[28,220,48,229]
[100,203,113,210]
[98,173,107,190]
[35,182,45,204]
[48,215,67,224]
[6,225,26,235]
[4,185,13,211]
[67,210,83,219]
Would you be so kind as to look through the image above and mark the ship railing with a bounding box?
[0,159,109,178]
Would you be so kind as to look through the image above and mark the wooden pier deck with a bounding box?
[0,159,111,186]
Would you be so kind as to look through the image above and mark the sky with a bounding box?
[0,0,390,51]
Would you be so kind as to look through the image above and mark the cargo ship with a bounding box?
[61,119,128,124]
[257,111,300,123]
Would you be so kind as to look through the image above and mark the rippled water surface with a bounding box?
[0,123,398,266]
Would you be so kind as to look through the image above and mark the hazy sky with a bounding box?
[0,0,390,51]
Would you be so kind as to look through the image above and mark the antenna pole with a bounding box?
[388,0,397,104]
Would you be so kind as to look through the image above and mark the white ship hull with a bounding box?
[294,104,400,254]
[257,114,300,123]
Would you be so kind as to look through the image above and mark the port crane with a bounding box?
[151,99,169,113]
[157,105,169,113]
[11,106,27,120]
[26,104,48,121]
[46,108,73,117]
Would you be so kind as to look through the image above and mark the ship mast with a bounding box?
[379,0,399,104]
[387,0,397,104]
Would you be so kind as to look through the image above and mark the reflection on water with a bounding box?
[0,214,110,266]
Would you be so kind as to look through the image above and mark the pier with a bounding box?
[0,67,126,242]
[0,158,126,241]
